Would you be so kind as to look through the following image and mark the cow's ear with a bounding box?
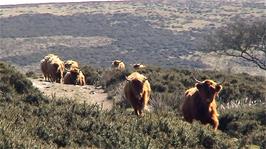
[143,77,148,83]
[215,85,222,92]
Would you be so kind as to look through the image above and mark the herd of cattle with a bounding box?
[40,54,225,130]
[40,54,85,85]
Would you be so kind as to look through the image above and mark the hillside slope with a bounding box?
[0,62,265,148]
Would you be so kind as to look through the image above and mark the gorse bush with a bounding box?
[0,98,240,148]
[0,61,265,148]
[219,105,266,148]
[25,71,38,79]
[81,65,103,86]
[0,62,44,96]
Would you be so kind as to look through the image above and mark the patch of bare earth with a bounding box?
[30,78,113,110]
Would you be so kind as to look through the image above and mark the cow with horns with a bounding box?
[124,72,151,117]
[181,74,225,130]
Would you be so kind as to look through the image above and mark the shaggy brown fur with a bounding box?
[41,54,57,81]
[47,58,65,83]
[124,72,151,116]
[181,80,222,130]
[41,54,64,83]
[64,68,86,86]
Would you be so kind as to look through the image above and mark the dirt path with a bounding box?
[30,78,113,110]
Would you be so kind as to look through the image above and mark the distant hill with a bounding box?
[0,0,265,76]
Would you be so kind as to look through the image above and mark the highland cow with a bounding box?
[112,60,125,72]
[124,72,151,116]
[181,76,225,130]
[64,68,86,86]
[41,54,64,83]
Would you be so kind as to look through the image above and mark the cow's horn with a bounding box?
[125,76,130,81]
[192,71,202,83]
[217,77,225,85]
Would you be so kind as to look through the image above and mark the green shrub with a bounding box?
[219,105,266,148]
[23,89,47,105]
[81,65,102,86]
[0,62,34,94]
[25,71,38,79]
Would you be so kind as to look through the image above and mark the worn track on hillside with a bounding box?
[30,78,113,110]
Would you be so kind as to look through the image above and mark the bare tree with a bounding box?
[204,16,266,70]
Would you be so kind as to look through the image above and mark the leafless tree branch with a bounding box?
[205,16,266,70]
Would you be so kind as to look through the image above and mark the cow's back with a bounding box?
[181,88,199,122]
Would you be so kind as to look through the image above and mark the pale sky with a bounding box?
[0,0,126,6]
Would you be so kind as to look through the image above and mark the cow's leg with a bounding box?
[210,108,219,130]
[139,112,144,117]
[138,109,144,117]
[211,116,219,131]
[183,110,193,123]
[185,117,193,123]
[43,74,46,81]
[142,93,149,110]
[134,108,139,116]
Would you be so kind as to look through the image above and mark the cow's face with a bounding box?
[64,63,71,70]
[65,61,77,70]
[112,60,123,68]
[70,68,80,76]
[196,80,222,103]
[69,68,80,84]
[130,79,146,99]
[132,79,144,98]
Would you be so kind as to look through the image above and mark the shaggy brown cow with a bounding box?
[133,63,146,70]
[40,54,63,82]
[47,57,65,83]
[112,60,125,72]
[41,54,55,81]
[181,76,225,130]
[64,68,86,86]
[124,72,151,116]
[64,60,79,70]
